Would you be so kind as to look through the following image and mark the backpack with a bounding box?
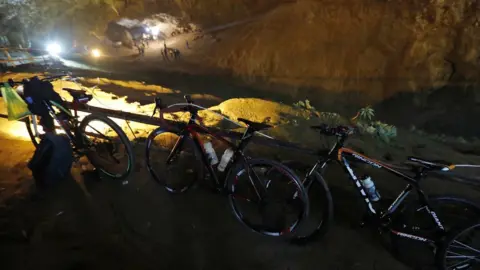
[27,133,73,190]
[23,77,64,118]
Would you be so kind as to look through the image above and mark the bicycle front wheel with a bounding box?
[281,160,333,244]
[79,114,135,180]
[145,127,203,193]
[226,158,309,238]
[436,222,480,270]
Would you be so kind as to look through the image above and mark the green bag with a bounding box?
[1,82,31,121]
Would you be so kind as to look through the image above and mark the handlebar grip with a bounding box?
[184,95,193,103]
[310,124,331,135]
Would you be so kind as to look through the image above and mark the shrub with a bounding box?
[354,106,397,143]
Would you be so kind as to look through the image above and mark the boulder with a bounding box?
[105,22,134,49]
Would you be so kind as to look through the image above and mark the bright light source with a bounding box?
[91,48,101,58]
[150,26,160,36]
[46,42,62,56]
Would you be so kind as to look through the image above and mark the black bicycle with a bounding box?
[145,95,309,238]
[285,124,480,269]
[6,75,135,180]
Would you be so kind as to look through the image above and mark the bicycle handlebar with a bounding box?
[151,95,197,117]
[311,124,357,138]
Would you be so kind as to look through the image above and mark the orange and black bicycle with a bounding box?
[288,124,480,269]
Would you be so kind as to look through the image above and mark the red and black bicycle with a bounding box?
[145,95,309,238]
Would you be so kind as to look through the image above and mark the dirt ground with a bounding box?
[0,136,417,270]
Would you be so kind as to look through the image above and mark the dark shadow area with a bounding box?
[375,82,480,139]
[0,148,409,270]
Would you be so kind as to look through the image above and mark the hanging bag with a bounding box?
[1,82,30,121]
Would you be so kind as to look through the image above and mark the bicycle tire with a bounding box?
[436,222,480,270]
[79,114,135,180]
[280,160,333,244]
[226,158,310,239]
[24,116,41,147]
[145,127,204,193]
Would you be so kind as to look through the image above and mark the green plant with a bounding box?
[358,106,375,121]
[371,121,397,143]
[352,106,396,143]
[293,99,315,111]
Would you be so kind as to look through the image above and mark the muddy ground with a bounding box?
[0,138,417,270]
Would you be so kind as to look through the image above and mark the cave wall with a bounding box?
[171,0,480,105]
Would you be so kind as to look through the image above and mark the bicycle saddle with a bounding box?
[238,118,272,131]
[63,88,92,103]
[407,156,455,171]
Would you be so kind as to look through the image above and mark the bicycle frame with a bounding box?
[305,140,446,244]
[166,117,262,193]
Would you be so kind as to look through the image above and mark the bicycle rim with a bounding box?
[79,114,134,180]
[145,128,203,193]
[227,159,309,238]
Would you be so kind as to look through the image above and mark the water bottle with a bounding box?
[203,141,218,165]
[361,176,381,202]
[217,148,234,172]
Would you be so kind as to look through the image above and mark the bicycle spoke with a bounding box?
[246,166,266,201]
[231,194,253,203]
[86,124,113,142]
[451,240,480,255]
[446,248,480,260]
[446,255,479,261]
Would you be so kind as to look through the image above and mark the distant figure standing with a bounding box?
[173,48,180,59]
[137,41,145,57]
[185,40,190,49]
[162,41,169,61]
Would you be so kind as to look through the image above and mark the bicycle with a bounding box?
[5,75,135,180]
[145,95,309,238]
[285,123,480,267]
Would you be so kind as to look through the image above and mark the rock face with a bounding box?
[0,12,29,48]
[172,0,480,104]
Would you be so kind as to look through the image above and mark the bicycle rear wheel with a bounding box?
[145,127,203,193]
[79,114,135,180]
[391,196,480,268]
[226,158,309,238]
[436,222,480,270]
